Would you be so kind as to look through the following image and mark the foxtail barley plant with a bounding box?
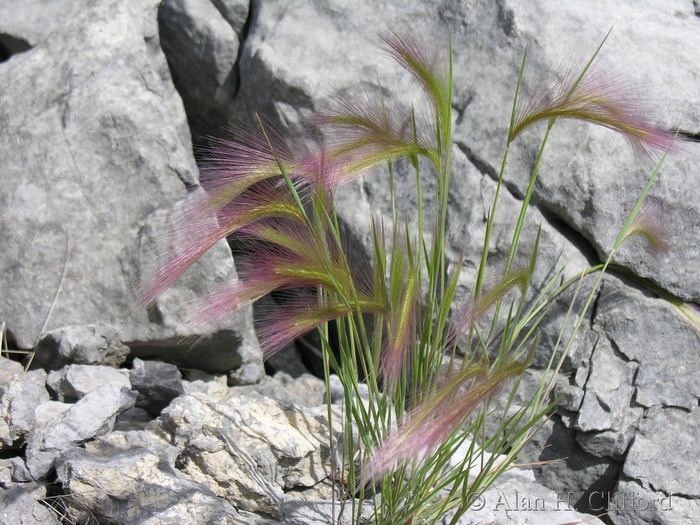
[138,30,680,524]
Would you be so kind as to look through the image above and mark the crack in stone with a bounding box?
[223,0,255,103]
[675,128,700,142]
[456,139,601,267]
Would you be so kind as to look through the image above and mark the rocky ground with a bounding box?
[1,1,699,524]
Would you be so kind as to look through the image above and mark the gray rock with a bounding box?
[0,0,87,49]
[225,372,326,408]
[114,406,153,432]
[280,496,373,525]
[574,336,642,460]
[55,433,250,525]
[0,0,186,349]
[0,483,60,525]
[213,0,249,34]
[460,0,700,302]
[610,477,698,525]
[326,374,369,406]
[444,147,595,370]
[31,324,130,370]
[265,342,312,378]
[26,383,136,478]
[157,392,339,519]
[596,276,700,410]
[553,376,585,413]
[83,429,181,472]
[0,0,263,384]
[34,401,72,428]
[183,372,231,400]
[184,368,325,407]
[527,416,621,517]
[0,368,49,448]
[0,357,24,385]
[623,405,700,499]
[158,0,247,141]
[0,457,33,486]
[47,364,131,402]
[130,358,185,417]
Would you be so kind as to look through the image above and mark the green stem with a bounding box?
[474,46,528,296]
[504,120,554,275]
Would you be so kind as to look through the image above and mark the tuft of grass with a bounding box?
[136,28,683,525]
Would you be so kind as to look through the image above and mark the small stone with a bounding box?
[158,392,340,518]
[0,456,32,486]
[130,358,185,417]
[46,364,131,402]
[225,372,326,408]
[0,368,49,448]
[56,443,245,525]
[26,384,136,478]
[32,325,130,370]
[34,401,72,428]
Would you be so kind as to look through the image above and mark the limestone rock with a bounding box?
[26,383,136,478]
[130,194,264,381]
[0,0,86,51]
[574,336,642,460]
[0,483,60,525]
[595,276,700,411]
[446,466,606,524]
[0,367,49,448]
[623,406,700,499]
[157,393,339,519]
[0,457,33,487]
[225,372,327,408]
[46,364,131,403]
[475,0,700,301]
[0,0,263,383]
[130,358,185,417]
[0,0,187,349]
[31,324,130,370]
[56,439,250,525]
[610,477,697,525]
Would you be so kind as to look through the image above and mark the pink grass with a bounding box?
[623,196,669,255]
[511,59,679,156]
[381,271,419,391]
[136,181,309,308]
[313,93,438,174]
[256,292,384,358]
[380,31,451,129]
[362,355,528,483]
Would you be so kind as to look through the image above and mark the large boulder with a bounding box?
[0,0,263,380]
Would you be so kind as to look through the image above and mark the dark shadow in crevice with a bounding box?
[538,208,601,267]
[0,33,31,62]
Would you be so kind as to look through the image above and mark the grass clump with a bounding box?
[137,29,680,525]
